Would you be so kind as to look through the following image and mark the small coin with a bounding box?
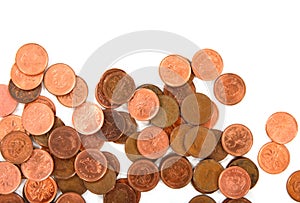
[0,114,25,141]
[214,73,246,105]
[222,197,252,203]
[164,81,196,105]
[258,141,290,174]
[44,63,76,95]
[52,156,76,180]
[189,195,216,203]
[116,178,141,203]
[56,175,87,195]
[8,80,42,104]
[219,166,251,199]
[104,182,137,203]
[159,54,192,87]
[15,43,48,75]
[160,155,192,189]
[127,159,160,192]
[0,162,21,195]
[137,84,163,95]
[265,112,298,144]
[0,193,25,203]
[170,124,192,156]
[287,170,300,202]
[207,129,228,162]
[125,132,144,162]
[201,101,219,129]
[79,132,105,150]
[0,84,18,117]
[103,151,121,176]
[114,111,138,144]
[56,192,86,203]
[25,95,56,115]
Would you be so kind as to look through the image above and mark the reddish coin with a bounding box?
[201,101,219,129]
[207,129,228,162]
[8,80,42,104]
[125,132,144,162]
[0,162,21,194]
[56,175,87,195]
[79,132,105,150]
[189,195,216,203]
[104,182,137,203]
[0,193,25,203]
[170,124,192,156]
[0,84,18,117]
[103,151,121,176]
[266,112,298,144]
[287,170,300,202]
[223,197,252,203]
[116,178,141,203]
[56,192,86,203]
[164,81,196,105]
[25,95,56,115]
[52,156,76,180]
[0,114,25,141]
[114,111,138,144]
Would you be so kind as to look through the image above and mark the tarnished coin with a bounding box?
[125,132,144,162]
[207,129,228,162]
[116,179,141,203]
[0,162,21,195]
[223,197,252,203]
[0,115,25,141]
[164,81,196,105]
[79,132,105,150]
[52,156,76,180]
[56,192,86,203]
[287,170,300,202]
[0,84,18,117]
[104,182,137,203]
[137,84,163,95]
[201,101,219,129]
[56,175,87,195]
[114,111,138,144]
[189,195,216,203]
[170,124,192,156]
[8,80,42,104]
[103,151,121,176]
[0,193,25,203]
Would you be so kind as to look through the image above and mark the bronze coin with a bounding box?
[114,111,138,144]
[170,124,192,156]
[160,155,192,189]
[137,84,163,95]
[189,195,216,203]
[52,156,76,180]
[137,126,169,159]
[56,175,87,195]
[21,149,54,181]
[228,157,259,189]
[104,182,137,203]
[222,124,253,156]
[193,159,224,193]
[201,101,219,129]
[184,126,217,159]
[116,178,141,202]
[125,132,144,162]
[181,93,212,125]
[79,132,105,150]
[0,193,25,203]
[0,114,25,141]
[74,149,107,182]
[24,177,57,203]
[207,129,228,162]
[222,197,252,203]
[24,95,56,115]
[151,95,180,128]
[214,73,246,105]
[0,162,21,195]
[163,81,196,104]
[0,84,18,117]
[84,169,116,195]
[0,131,33,164]
[8,80,41,104]
[127,159,160,192]
[103,151,121,176]
[48,126,81,159]
[55,192,86,203]
[287,170,300,202]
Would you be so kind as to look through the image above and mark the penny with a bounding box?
[189,195,216,203]
[84,169,116,195]
[125,132,144,162]
[137,84,163,95]
[79,132,105,150]
[104,182,137,203]
[265,112,298,144]
[258,141,290,174]
[8,80,42,104]
[208,129,228,162]
[192,48,223,81]
[219,166,251,199]
[0,84,18,117]
[22,102,55,135]
[184,126,217,159]
[137,126,169,159]
[201,101,219,129]
[56,192,86,203]
[57,76,88,108]
[56,175,87,195]
[75,149,107,182]
[114,111,138,144]
[72,102,104,135]
[287,170,300,202]
[10,63,43,90]
[0,131,33,164]
[223,197,252,203]
[52,156,76,180]
[0,162,21,194]
[221,124,253,156]
[160,155,193,189]
[170,124,192,156]
[159,54,192,87]
[25,95,56,115]
[193,159,224,193]
[116,178,141,203]
[151,95,180,128]
[0,114,25,141]
[127,159,160,192]
[44,63,76,95]
[24,177,57,203]
[164,81,196,105]
[128,88,160,121]
[181,93,212,125]
[103,151,121,176]
[0,193,25,203]
[214,73,246,105]
[15,43,48,75]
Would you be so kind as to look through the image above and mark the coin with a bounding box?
[25,95,56,115]
[8,80,42,104]
[159,54,191,87]
[164,81,196,104]
[160,155,192,189]
[258,141,290,174]
[0,193,25,203]
[127,159,160,192]
[103,151,121,176]
[104,182,137,203]
[56,192,86,203]
[0,84,18,117]
[125,132,144,162]
[207,129,228,162]
[15,43,48,76]
[201,101,219,129]
[218,166,251,199]
[114,111,138,144]
[56,175,87,195]
[222,197,252,203]
[0,162,21,195]
[116,178,141,203]
[189,195,216,203]
[137,84,163,95]
[265,112,298,144]
[0,115,25,141]
[214,73,246,105]
[79,132,105,150]
[287,170,300,202]
[52,156,76,180]
[170,124,192,156]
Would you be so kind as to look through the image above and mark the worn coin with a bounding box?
[0,84,18,117]
[56,192,86,203]
[170,124,192,156]
[201,101,219,129]
[287,170,300,202]
[8,80,42,104]
[164,81,196,105]
[189,195,216,203]
[25,95,56,115]
[0,193,25,203]
[104,182,137,203]
[52,156,76,180]
[137,84,163,95]
[0,162,21,195]
[103,151,121,176]
[0,115,25,141]
[207,129,228,162]
[79,132,105,150]
[125,132,144,162]
[114,111,138,144]
[222,197,252,203]
[116,178,141,203]
[56,175,87,195]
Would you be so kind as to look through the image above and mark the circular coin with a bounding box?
[8,80,42,104]
[56,175,87,195]
[56,192,86,203]
[0,162,21,195]
[104,182,137,203]
[287,170,300,202]
[189,195,216,203]
[0,115,25,141]
[0,84,18,117]
[0,193,25,203]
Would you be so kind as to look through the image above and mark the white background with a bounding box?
[1,1,300,202]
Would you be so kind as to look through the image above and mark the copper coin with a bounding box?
[181,93,212,125]
[52,156,76,180]
[79,132,105,150]
[0,131,33,164]
[21,149,54,181]
[56,175,87,195]
[170,124,192,156]
[25,95,56,115]
[160,155,192,189]
[57,76,88,108]
[192,48,223,81]
[193,159,224,193]
[22,102,54,135]
[0,162,21,194]
[114,111,138,144]
[137,84,163,95]
[104,182,137,203]
[24,177,57,203]
[0,193,25,203]
[201,101,219,129]
[208,129,228,162]
[0,84,18,117]
[137,126,169,159]
[15,43,48,75]
[44,63,76,95]
[116,178,141,202]
[221,124,253,156]
[189,195,216,203]
[184,126,217,159]
[0,114,25,141]
[10,63,43,90]
[214,73,246,105]
[72,102,104,135]
[125,132,144,162]
[164,81,196,105]
[75,149,107,182]
[56,192,85,203]
[219,166,251,199]
[127,159,160,192]
[159,54,192,87]
[266,112,298,144]
[287,170,300,202]
[128,88,160,121]
[228,157,259,189]
[223,197,252,203]
[8,80,41,104]
[103,151,121,176]
[258,141,290,174]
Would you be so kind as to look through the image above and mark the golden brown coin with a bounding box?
[164,81,196,105]
[287,170,300,202]
[52,156,76,180]
[114,111,138,144]
[0,193,25,203]
[189,195,216,203]
[0,84,18,117]
[201,101,219,129]
[104,182,137,203]
[170,124,192,156]
[116,178,141,203]
[56,175,87,195]
[137,84,163,95]
[0,114,25,141]
[207,129,228,162]
[8,80,42,104]
[24,95,56,115]
[103,151,121,176]
[0,162,21,195]
[56,192,86,203]
[125,132,144,162]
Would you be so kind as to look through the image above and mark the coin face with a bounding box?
[102,151,121,176]
[114,111,138,144]
[170,124,192,156]
[0,84,18,117]
[287,170,300,202]
[0,162,21,195]
[223,197,252,203]
[56,175,87,195]
[125,132,144,162]
[164,81,196,105]
[0,193,25,203]
[104,182,137,203]
[25,95,56,115]
[8,80,42,104]
[189,195,216,203]
[138,84,163,96]
[207,129,228,162]
[0,115,25,141]
[79,132,105,150]
[52,156,76,180]
[56,192,86,203]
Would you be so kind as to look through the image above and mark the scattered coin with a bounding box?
[222,197,252,203]
[56,175,87,195]
[125,132,144,162]
[207,129,228,162]
[24,95,56,115]
[104,182,137,203]
[189,195,216,203]
[8,80,42,104]
[79,131,105,150]
[201,101,219,129]
[56,192,86,203]
[164,81,196,104]
[0,114,25,141]
[0,193,25,203]
[103,151,121,176]
[116,178,141,203]
[137,84,163,95]
[287,170,300,202]
[0,84,18,117]
[52,156,76,180]
[0,162,21,195]
[114,111,138,144]
[170,124,192,156]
